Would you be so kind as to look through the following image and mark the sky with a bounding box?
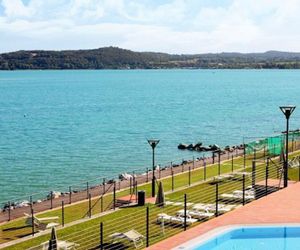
[0,0,300,54]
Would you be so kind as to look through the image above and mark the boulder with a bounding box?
[178,143,188,150]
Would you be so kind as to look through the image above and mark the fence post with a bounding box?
[135,180,138,203]
[50,191,53,209]
[130,177,132,195]
[215,182,219,217]
[236,148,238,156]
[204,160,207,181]
[184,194,187,231]
[242,174,245,206]
[113,182,116,210]
[88,193,92,218]
[193,156,195,170]
[31,204,34,236]
[100,195,103,213]
[69,186,72,204]
[298,157,300,182]
[243,144,246,168]
[265,158,269,196]
[227,151,230,160]
[86,182,89,199]
[172,166,174,192]
[102,178,106,195]
[188,166,191,186]
[218,151,221,176]
[62,201,65,227]
[182,160,184,172]
[146,167,149,183]
[146,206,149,247]
[159,168,161,179]
[252,161,256,188]
[212,152,215,164]
[263,146,266,160]
[100,222,103,250]
[231,155,234,172]
[254,149,256,161]
[8,201,11,221]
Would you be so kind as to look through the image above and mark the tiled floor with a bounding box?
[148,182,300,249]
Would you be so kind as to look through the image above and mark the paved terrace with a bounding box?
[148,182,300,250]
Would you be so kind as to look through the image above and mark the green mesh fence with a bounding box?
[267,135,282,155]
[246,131,300,156]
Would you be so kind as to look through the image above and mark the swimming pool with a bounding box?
[174,225,300,250]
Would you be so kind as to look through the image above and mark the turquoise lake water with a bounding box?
[1,69,300,203]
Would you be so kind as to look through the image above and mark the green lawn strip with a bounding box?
[1,150,299,247]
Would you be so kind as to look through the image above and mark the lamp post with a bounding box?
[147,139,160,197]
[280,105,296,188]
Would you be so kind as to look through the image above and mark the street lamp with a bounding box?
[147,139,160,197]
[280,105,296,188]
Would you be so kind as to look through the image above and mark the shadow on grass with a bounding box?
[2,225,29,231]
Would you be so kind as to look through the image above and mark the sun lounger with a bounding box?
[109,229,144,249]
[220,193,255,201]
[192,203,237,213]
[176,209,214,219]
[24,213,59,231]
[157,213,197,225]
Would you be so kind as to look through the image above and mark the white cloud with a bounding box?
[0,0,300,53]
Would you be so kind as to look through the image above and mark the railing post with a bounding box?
[69,186,72,204]
[159,168,161,179]
[8,201,11,221]
[188,166,191,186]
[266,158,269,196]
[298,157,300,182]
[212,152,215,164]
[254,148,256,161]
[218,151,221,176]
[146,207,149,247]
[172,166,174,192]
[227,151,230,160]
[231,155,234,172]
[113,181,116,210]
[130,177,132,195]
[184,194,187,231]
[31,204,34,236]
[86,182,89,199]
[242,174,245,206]
[263,146,266,160]
[204,160,207,181]
[193,156,195,170]
[62,201,65,227]
[146,167,149,183]
[252,161,256,188]
[100,222,103,250]
[88,193,92,218]
[135,180,138,203]
[215,182,219,217]
[243,144,246,168]
[50,191,53,209]
[182,160,184,173]
[102,178,106,195]
[101,196,103,213]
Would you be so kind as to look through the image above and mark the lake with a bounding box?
[0,69,300,203]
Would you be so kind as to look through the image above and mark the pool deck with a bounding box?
[148,181,300,250]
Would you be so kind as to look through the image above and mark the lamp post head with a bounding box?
[280,105,296,119]
[147,139,160,149]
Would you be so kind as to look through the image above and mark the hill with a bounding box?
[1,47,300,70]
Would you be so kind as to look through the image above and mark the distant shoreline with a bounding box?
[1,47,300,70]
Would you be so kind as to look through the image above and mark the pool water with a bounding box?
[191,226,300,250]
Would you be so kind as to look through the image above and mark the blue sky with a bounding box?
[0,0,299,53]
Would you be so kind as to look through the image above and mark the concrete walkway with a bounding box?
[148,182,300,250]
